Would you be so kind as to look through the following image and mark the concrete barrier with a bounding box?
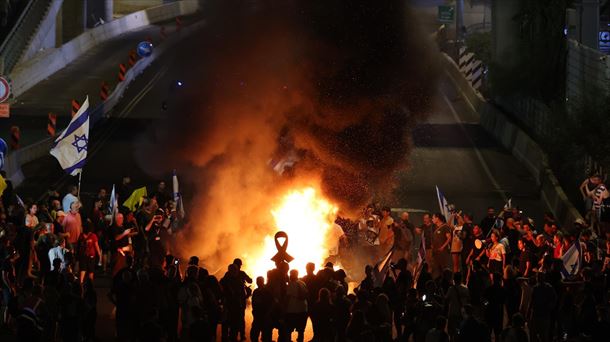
[10,0,201,98]
[441,53,583,227]
[3,18,205,187]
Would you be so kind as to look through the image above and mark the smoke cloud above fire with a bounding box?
[141,0,439,269]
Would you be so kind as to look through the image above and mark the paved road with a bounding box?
[395,76,544,223]
[0,15,199,147]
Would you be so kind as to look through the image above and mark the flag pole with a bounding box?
[77,171,83,198]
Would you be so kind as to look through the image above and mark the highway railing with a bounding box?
[4,15,206,187]
[0,0,53,74]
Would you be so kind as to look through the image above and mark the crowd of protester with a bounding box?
[1,171,610,342]
[0,174,184,341]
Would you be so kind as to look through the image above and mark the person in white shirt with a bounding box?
[62,185,79,213]
[48,238,67,271]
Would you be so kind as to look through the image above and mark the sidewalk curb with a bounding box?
[441,52,583,227]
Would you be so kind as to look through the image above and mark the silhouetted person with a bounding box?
[189,305,212,342]
[346,310,374,342]
[220,264,244,341]
[483,272,506,341]
[457,304,489,342]
[500,313,528,342]
[528,272,557,342]
[425,316,449,342]
[232,258,252,340]
[284,269,308,342]
[311,288,335,342]
[251,276,273,342]
[82,278,97,341]
[333,285,351,342]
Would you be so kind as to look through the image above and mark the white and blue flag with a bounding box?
[172,169,185,218]
[109,184,118,224]
[561,240,583,279]
[50,96,90,176]
[435,185,451,222]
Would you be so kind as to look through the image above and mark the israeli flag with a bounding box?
[172,169,185,218]
[50,96,90,176]
[435,185,451,222]
[109,184,118,224]
[561,240,582,279]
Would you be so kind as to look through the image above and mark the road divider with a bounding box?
[117,63,127,82]
[100,82,110,101]
[441,52,583,228]
[47,113,56,137]
[71,99,80,118]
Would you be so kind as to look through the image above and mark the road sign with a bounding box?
[0,103,9,118]
[136,41,153,58]
[438,5,455,23]
[0,77,10,103]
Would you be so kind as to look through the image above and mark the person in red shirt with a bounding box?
[63,201,83,249]
[77,224,101,284]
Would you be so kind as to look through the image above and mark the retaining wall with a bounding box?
[442,53,583,227]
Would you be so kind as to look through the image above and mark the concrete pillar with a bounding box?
[580,0,599,50]
[82,0,87,30]
[491,0,521,68]
[103,0,113,22]
[456,0,465,42]
[62,0,85,41]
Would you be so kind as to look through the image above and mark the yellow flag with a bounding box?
[122,187,147,211]
[0,175,6,197]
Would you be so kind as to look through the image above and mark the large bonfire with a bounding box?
[246,187,340,278]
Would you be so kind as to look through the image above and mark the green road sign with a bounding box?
[438,5,455,23]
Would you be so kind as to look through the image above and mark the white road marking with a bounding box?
[441,92,508,202]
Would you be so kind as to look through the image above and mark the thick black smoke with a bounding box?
[139,0,439,267]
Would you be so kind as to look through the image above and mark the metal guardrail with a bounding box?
[0,0,52,74]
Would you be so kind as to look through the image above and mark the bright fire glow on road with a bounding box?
[247,187,339,278]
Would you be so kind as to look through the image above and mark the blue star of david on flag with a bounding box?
[72,134,88,153]
[50,96,90,176]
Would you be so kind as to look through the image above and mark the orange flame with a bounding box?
[246,187,339,279]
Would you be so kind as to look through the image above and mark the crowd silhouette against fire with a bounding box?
[0,173,610,342]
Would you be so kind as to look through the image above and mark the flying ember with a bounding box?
[247,187,339,278]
